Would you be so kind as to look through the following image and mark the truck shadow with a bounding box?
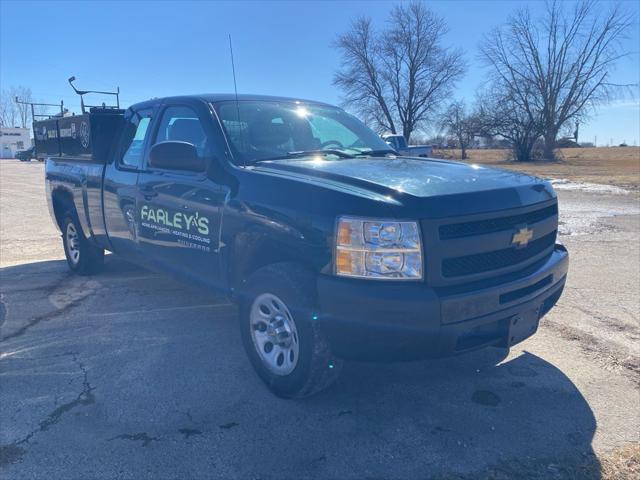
[313,350,600,478]
[0,257,600,479]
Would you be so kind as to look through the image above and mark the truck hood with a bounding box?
[251,157,556,217]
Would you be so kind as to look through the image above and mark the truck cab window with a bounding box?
[307,115,358,150]
[394,136,407,149]
[154,106,207,157]
[121,110,152,168]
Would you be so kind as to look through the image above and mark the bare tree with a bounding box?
[480,0,634,160]
[475,87,544,162]
[334,1,465,143]
[333,18,397,134]
[441,100,476,159]
[0,89,18,127]
[12,86,34,128]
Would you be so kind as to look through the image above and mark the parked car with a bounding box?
[382,134,432,157]
[41,94,568,398]
[15,147,35,162]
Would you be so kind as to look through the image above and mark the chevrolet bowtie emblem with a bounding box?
[512,227,534,248]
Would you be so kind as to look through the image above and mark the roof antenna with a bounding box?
[228,34,245,166]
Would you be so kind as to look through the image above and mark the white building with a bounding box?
[1,127,31,158]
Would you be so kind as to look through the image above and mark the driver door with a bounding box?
[136,103,229,290]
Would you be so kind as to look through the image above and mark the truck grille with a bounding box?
[439,204,558,240]
[442,231,557,278]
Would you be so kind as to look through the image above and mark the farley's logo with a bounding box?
[140,205,209,235]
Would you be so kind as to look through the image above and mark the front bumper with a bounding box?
[317,244,568,361]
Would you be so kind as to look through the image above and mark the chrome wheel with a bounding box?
[249,293,300,376]
[65,222,80,265]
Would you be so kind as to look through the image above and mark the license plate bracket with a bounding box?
[508,307,540,346]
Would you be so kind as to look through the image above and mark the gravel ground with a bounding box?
[1,160,638,479]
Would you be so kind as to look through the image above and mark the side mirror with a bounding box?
[149,141,205,172]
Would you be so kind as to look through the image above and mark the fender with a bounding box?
[223,200,330,292]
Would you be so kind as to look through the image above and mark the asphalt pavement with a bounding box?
[1,160,638,479]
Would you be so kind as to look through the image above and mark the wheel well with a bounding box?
[229,235,317,290]
[51,189,75,230]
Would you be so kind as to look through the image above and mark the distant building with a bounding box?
[1,127,31,158]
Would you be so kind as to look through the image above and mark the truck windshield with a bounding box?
[214,101,394,165]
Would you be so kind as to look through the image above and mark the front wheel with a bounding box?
[239,263,342,398]
[62,212,104,275]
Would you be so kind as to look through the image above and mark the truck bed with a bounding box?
[40,107,125,250]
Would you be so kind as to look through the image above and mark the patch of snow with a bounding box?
[557,195,640,236]
[550,178,630,195]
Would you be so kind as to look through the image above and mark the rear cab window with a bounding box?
[120,108,153,169]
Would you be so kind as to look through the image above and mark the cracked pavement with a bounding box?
[0,161,638,479]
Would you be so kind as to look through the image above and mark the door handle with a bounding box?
[140,186,157,200]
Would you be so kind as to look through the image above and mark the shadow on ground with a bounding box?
[0,257,600,479]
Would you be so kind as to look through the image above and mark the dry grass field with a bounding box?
[433,147,640,190]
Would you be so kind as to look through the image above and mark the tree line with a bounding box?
[333,0,634,161]
[0,87,45,130]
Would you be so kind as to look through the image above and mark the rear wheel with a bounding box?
[62,212,104,275]
[239,263,342,398]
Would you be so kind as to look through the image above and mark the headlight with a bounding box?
[335,217,423,280]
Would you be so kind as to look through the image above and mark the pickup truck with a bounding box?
[382,134,433,157]
[42,94,568,398]
[16,146,36,161]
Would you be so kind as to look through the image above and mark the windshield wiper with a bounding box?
[253,149,356,163]
[353,149,395,157]
[286,149,356,159]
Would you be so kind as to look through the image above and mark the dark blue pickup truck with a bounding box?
[41,94,568,397]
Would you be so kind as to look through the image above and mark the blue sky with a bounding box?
[1,0,638,145]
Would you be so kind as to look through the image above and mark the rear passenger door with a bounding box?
[103,106,154,259]
[136,102,229,290]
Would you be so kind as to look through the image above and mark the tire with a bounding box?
[61,212,104,275]
[239,263,343,398]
